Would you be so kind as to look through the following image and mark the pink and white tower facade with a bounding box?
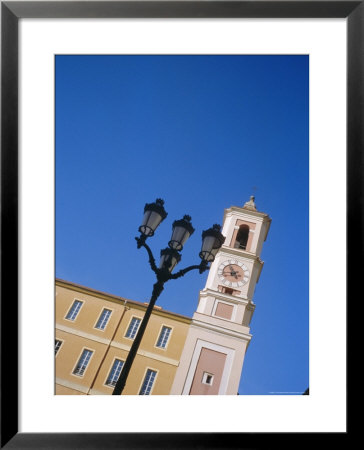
[170,197,271,395]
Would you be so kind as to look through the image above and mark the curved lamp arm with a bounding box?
[169,261,209,280]
[135,236,158,274]
[135,235,210,280]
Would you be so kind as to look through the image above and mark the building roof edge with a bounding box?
[55,278,192,323]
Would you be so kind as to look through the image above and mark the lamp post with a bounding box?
[112,198,225,395]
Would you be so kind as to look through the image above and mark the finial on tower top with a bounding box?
[243,195,257,211]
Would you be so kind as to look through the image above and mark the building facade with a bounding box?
[55,198,271,395]
[55,280,191,395]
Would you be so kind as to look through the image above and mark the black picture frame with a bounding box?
[1,1,356,448]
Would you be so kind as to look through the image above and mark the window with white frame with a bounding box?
[55,339,62,355]
[202,371,214,386]
[125,317,141,339]
[139,369,157,395]
[73,349,93,376]
[65,299,83,321]
[156,326,172,349]
[105,359,124,387]
[95,308,112,330]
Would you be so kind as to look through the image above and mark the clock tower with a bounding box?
[170,197,271,395]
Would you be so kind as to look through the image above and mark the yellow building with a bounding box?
[55,279,191,395]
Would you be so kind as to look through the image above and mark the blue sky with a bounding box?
[56,55,309,395]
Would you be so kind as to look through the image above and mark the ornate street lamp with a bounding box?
[159,247,181,272]
[200,224,225,262]
[168,215,195,250]
[137,198,167,244]
[112,199,225,395]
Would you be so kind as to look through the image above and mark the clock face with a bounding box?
[217,259,250,288]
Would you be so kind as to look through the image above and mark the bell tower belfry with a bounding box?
[170,197,271,395]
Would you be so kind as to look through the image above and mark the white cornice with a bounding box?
[56,323,180,367]
[110,341,179,366]
[55,377,89,394]
[56,323,110,345]
[223,206,271,223]
[89,388,108,395]
[190,318,252,342]
[217,247,264,264]
[199,288,250,305]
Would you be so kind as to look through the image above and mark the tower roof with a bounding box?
[243,195,257,211]
[223,196,271,227]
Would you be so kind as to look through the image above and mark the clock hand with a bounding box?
[230,266,240,275]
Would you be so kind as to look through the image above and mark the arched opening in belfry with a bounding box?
[234,225,249,250]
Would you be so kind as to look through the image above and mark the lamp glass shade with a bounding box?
[159,248,181,273]
[139,210,163,236]
[138,199,167,237]
[168,215,195,251]
[199,225,225,262]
